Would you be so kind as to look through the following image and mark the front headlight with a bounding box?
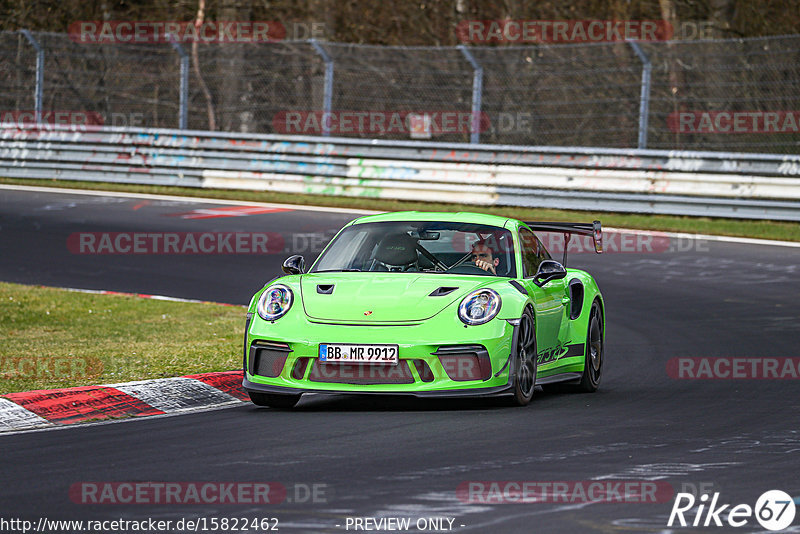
[458,288,501,326]
[256,284,293,321]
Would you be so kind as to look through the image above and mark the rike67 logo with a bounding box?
[668,490,796,531]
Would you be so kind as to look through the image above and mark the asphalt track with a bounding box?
[1,186,799,533]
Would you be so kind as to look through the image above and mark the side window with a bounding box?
[537,235,552,262]
[519,228,542,278]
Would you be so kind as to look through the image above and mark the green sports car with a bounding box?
[243,211,604,408]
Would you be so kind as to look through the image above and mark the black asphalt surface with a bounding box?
[1,186,799,533]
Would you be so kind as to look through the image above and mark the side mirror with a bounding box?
[533,260,567,287]
[282,255,305,275]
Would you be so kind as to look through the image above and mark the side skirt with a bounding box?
[536,372,582,385]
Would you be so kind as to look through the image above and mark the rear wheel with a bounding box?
[577,302,603,392]
[248,392,300,409]
[543,301,603,394]
[510,309,537,406]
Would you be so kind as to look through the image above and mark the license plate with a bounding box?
[319,344,399,365]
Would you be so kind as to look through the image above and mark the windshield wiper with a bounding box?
[312,268,362,273]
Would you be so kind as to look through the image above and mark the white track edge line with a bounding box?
[603,225,800,248]
[0,183,380,215]
[58,286,245,306]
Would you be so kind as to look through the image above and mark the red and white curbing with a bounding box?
[0,287,248,433]
[0,371,248,433]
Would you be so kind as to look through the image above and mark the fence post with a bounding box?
[310,39,334,137]
[458,45,483,144]
[169,40,189,130]
[628,41,652,149]
[20,30,44,125]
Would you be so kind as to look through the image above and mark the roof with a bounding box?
[351,211,515,227]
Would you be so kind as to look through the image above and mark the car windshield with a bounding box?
[310,221,516,277]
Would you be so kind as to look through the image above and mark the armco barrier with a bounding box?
[2,125,800,220]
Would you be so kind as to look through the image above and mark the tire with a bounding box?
[510,309,537,406]
[576,301,603,392]
[248,391,301,409]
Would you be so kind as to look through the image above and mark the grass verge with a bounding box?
[1,177,798,242]
[0,282,244,394]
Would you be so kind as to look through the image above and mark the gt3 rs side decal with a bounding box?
[537,343,584,365]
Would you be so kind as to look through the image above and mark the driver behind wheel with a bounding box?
[470,240,499,274]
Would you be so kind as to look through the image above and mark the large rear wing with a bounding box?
[523,220,603,265]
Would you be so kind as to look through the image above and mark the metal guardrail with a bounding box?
[2,125,800,221]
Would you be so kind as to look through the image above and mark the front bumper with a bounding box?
[244,309,516,396]
[243,379,513,398]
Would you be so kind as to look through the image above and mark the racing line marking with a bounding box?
[166,205,291,219]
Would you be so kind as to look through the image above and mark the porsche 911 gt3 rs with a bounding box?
[243,211,604,408]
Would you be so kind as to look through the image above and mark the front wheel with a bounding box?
[248,391,301,409]
[510,309,537,406]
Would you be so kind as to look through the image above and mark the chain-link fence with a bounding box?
[1,30,799,153]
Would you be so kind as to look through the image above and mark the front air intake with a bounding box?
[433,345,492,381]
[249,341,292,378]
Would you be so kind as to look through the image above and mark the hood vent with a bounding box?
[429,286,458,297]
[316,284,334,294]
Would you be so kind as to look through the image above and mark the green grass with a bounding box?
[0,282,244,394]
[2,177,799,242]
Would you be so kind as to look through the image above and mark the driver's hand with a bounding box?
[474,259,496,274]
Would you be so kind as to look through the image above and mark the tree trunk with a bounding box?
[659,0,685,148]
[192,0,216,130]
